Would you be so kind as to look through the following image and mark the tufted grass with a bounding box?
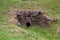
[0,0,60,40]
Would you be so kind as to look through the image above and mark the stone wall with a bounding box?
[16,10,54,26]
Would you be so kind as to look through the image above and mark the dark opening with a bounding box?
[28,14,31,17]
[26,22,31,27]
[38,12,42,15]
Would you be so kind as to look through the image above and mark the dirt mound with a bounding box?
[8,9,54,26]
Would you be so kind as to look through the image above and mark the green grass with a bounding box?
[0,0,60,40]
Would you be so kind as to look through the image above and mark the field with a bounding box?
[0,0,60,40]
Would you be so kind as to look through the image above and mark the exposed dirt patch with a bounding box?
[7,9,54,27]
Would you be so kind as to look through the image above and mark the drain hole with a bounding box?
[26,22,31,27]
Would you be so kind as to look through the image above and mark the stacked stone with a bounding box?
[16,10,53,26]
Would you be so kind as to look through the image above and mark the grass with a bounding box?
[0,0,60,40]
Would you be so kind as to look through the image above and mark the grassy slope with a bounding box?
[0,0,60,40]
